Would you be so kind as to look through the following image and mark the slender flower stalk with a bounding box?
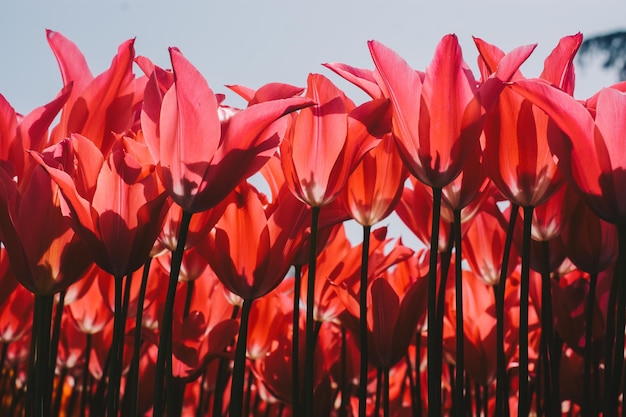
[153,210,192,416]
[303,206,320,416]
[519,206,534,416]
[358,224,371,417]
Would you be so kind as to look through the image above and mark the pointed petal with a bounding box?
[158,48,221,209]
[368,40,422,163]
[370,278,399,368]
[540,33,582,94]
[323,62,383,99]
[46,29,93,90]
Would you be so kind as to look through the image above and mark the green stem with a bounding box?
[229,298,253,417]
[582,272,598,417]
[519,205,534,417]
[496,203,518,417]
[453,209,465,417]
[32,294,54,417]
[428,187,442,417]
[405,353,417,417]
[540,240,558,416]
[126,257,152,417]
[339,325,349,417]
[80,333,92,417]
[52,367,67,417]
[415,332,422,417]
[168,280,196,417]
[303,206,320,417]
[611,224,626,414]
[292,264,302,414]
[107,274,125,417]
[374,367,383,417]
[153,210,193,417]
[603,263,618,416]
[26,295,40,417]
[49,290,66,394]
[212,304,240,417]
[359,224,371,417]
[383,367,390,417]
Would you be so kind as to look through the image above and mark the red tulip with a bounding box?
[396,177,451,252]
[200,182,309,301]
[141,48,313,213]
[280,73,390,208]
[463,199,520,286]
[477,35,581,208]
[305,226,412,324]
[0,88,70,184]
[47,30,142,154]
[368,35,535,188]
[341,132,407,226]
[30,134,169,279]
[66,265,113,335]
[0,282,34,344]
[340,277,428,370]
[561,187,617,275]
[0,162,92,295]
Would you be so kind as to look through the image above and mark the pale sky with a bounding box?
[1,0,624,247]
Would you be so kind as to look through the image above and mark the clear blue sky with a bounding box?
[2,1,624,113]
[1,0,624,247]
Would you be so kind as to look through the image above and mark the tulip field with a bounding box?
[1,29,625,417]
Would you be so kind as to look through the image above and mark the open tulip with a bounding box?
[47,30,142,154]
[141,48,313,214]
[30,133,169,416]
[511,66,626,417]
[475,34,581,416]
[198,181,310,417]
[280,73,390,208]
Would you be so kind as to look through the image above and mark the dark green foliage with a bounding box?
[578,30,626,81]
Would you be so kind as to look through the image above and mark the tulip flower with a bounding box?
[30,133,169,416]
[198,181,310,417]
[511,75,626,417]
[476,34,581,416]
[141,50,313,415]
[141,48,313,214]
[46,30,143,154]
[364,36,535,416]
[340,277,428,417]
[279,72,391,417]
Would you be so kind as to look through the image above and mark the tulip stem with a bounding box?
[80,333,92,417]
[292,264,302,414]
[519,205,533,417]
[49,291,66,392]
[582,271,598,417]
[495,203,518,417]
[382,367,390,417]
[453,209,465,417]
[415,332,422,417]
[539,240,559,416]
[125,257,152,417]
[428,187,442,417]
[340,325,349,417]
[359,224,372,417]
[229,297,253,417]
[153,209,193,417]
[303,206,321,417]
[603,264,618,416]
[611,224,626,414]
[212,304,240,417]
[107,274,126,417]
[29,294,54,417]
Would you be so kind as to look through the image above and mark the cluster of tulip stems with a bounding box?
[0,28,624,417]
